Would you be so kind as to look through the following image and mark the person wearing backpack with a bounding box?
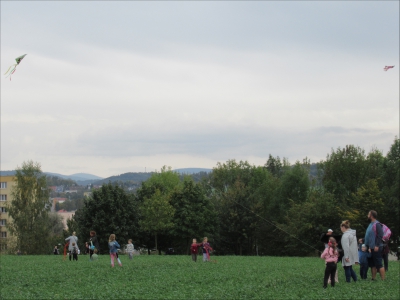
[364,210,385,280]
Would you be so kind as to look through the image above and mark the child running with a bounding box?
[126,239,134,260]
[320,237,339,288]
[108,234,122,267]
[190,238,202,262]
[201,237,213,262]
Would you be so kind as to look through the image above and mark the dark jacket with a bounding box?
[90,235,100,251]
[358,250,371,265]
[320,233,342,244]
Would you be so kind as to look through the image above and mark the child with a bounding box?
[321,237,339,288]
[91,249,99,261]
[358,244,371,279]
[190,239,202,262]
[108,234,122,267]
[53,245,59,255]
[126,239,134,260]
[70,242,78,261]
[201,237,213,262]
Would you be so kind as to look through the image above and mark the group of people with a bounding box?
[320,210,389,289]
[190,237,213,262]
[62,230,136,267]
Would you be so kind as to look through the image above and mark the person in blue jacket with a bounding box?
[358,244,371,279]
[108,234,122,267]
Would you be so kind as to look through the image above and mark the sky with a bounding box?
[1,1,399,178]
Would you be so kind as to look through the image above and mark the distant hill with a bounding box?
[174,168,212,174]
[45,172,103,182]
[93,172,154,185]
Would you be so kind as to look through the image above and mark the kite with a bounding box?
[4,54,27,80]
[383,65,394,71]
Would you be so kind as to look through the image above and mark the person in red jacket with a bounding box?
[202,237,213,262]
[190,239,202,262]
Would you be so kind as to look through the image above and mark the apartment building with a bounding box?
[0,175,15,252]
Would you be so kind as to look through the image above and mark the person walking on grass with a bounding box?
[202,237,213,262]
[70,242,78,261]
[65,232,79,258]
[364,210,385,280]
[191,238,202,262]
[321,237,339,289]
[126,239,134,260]
[108,234,122,267]
[340,220,359,283]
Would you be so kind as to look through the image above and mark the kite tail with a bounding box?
[4,64,17,77]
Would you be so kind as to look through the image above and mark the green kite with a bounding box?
[4,54,27,80]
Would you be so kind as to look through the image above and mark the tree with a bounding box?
[320,145,367,205]
[381,137,400,251]
[341,179,383,237]
[74,183,138,253]
[139,189,175,253]
[7,161,52,254]
[209,160,273,255]
[265,155,283,177]
[169,179,217,254]
[282,189,341,256]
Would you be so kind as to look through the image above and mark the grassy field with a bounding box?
[1,254,399,299]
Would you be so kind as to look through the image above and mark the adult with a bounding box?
[320,229,333,248]
[340,220,359,283]
[320,229,342,248]
[364,210,385,280]
[89,230,100,258]
[65,232,79,256]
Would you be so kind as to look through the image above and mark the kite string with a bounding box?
[214,183,323,253]
[223,194,323,254]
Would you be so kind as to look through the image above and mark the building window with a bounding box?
[0,220,6,226]
[0,195,7,201]
[0,244,6,250]
[0,182,6,189]
[0,207,6,213]
[0,232,6,238]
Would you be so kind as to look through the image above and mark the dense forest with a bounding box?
[68,138,399,257]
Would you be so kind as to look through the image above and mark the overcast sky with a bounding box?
[1,1,399,177]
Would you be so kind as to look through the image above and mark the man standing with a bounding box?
[320,229,334,248]
[364,210,385,280]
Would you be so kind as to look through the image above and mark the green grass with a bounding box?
[1,255,399,299]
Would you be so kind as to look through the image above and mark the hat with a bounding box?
[328,229,333,232]
[362,244,366,248]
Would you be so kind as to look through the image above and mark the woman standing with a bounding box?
[89,230,100,258]
[65,232,79,259]
[340,220,359,283]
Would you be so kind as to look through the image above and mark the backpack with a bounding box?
[372,222,391,242]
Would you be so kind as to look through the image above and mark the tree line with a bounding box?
[6,137,399,255]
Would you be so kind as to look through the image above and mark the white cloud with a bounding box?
[1,2,398,177]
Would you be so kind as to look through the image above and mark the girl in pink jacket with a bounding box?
[321,237,339,288]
